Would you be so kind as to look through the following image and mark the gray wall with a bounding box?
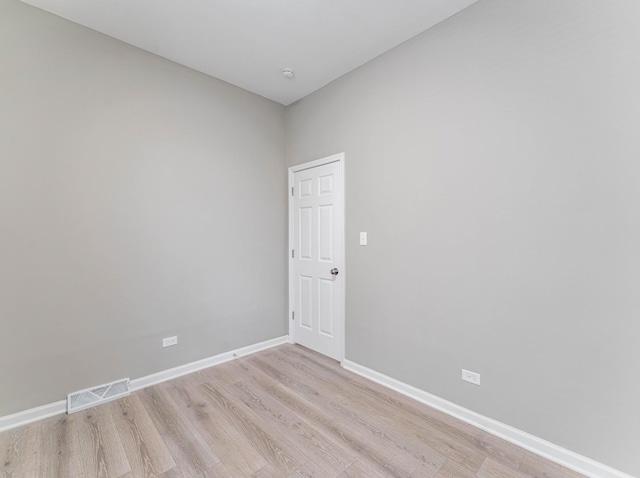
[286,0,640,475]
[0,0,287,416]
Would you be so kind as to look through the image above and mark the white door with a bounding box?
[289,155,344,361]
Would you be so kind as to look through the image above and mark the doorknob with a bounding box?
[330,268,339,276]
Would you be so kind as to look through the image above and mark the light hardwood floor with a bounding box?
[0,344,585,478]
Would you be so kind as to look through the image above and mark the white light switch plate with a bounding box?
[360,232,368,246]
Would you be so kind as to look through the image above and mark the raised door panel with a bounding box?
[318,278,334,337]
[299,206,313,260]
[299,275,313,330]
[318,204,333,262]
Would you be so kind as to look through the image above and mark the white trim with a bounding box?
[288,153,346,361]
[342,360,634,478]
[288,153,343,173]
[130,335,288,391]
[0,335,288,433]
[0,400,67,433]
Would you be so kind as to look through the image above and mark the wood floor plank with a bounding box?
[227,380,355,475]
[80,405,131,478]
[199,381,307,476]
[281,344,521,471]
[287,460,339,478]
[344,372,526,472]
[75,409,111,478]
[249,464,284,478]
[255,352,445,476]
[431,460,475,478]
[163,376,267,477]
[138,386,219,477]
[519,452,584,478]
[156,466,186,478]
[337,460,387,478]
[245,368,416,478]
[13,470,37,478]
[37,413,83,478]
[275,346,524,474]
[477,458,521,478]
[322,366,520,473]
[200,462,234,478]
[191,360,246,388]
[0,423,39,477]
[109,394,176,477]
[337,391,484,474]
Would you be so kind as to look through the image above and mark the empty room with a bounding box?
[0,0,638,477]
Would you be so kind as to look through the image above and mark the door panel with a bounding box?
[318,278,334,336]
[299,207,313,260]
[318,205,333,261]
[299,275,313,330]
[290,159,343,360]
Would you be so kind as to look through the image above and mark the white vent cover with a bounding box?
[67,378,131,414]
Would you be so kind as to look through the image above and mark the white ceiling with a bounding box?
[20,0,478,105]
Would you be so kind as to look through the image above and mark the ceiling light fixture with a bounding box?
[282,68,294,79]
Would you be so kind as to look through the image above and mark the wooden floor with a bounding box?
[0,344,585,478]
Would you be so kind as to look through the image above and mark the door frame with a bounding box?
[288,152,346,363]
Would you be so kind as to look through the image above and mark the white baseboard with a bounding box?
[342,360,634,478]
[0,400,67,433]
[0,335,289,433]
[129,335,288,391]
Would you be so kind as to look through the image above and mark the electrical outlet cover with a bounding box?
[462,369,481,385]
[163,336,178,347]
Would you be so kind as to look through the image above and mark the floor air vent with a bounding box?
[67,378,131,414]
